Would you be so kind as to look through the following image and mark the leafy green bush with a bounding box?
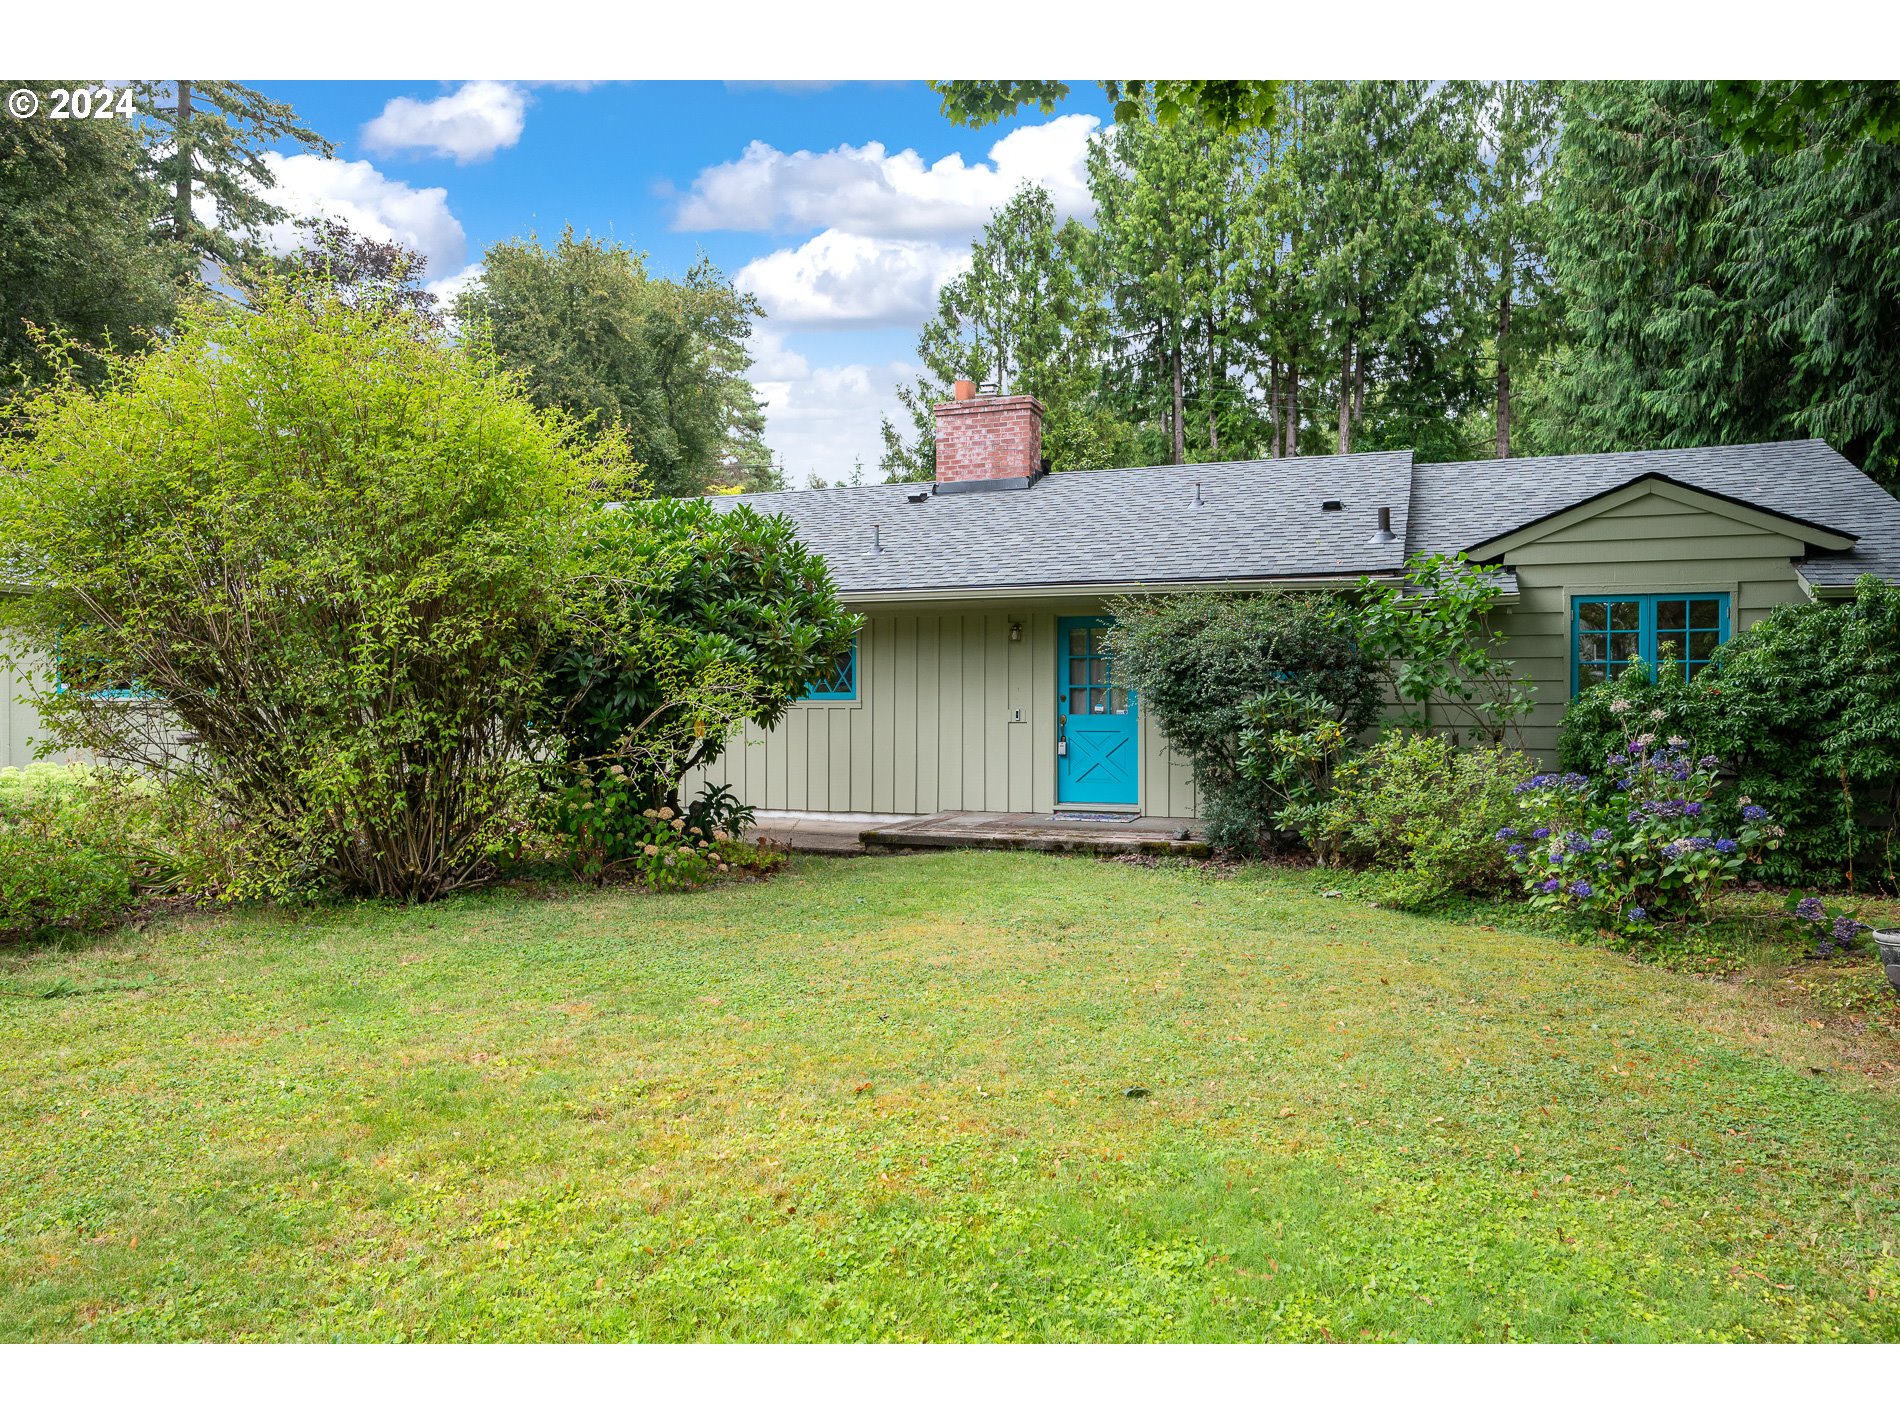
[0,764,153,936]
[1104,591,1380,853]
[0,833,132,937]
[555,763,751,889]
[1560,576,1900,890]
[1348,552,1536,743]
[1312,732,1537,907]
[0,277,634,902]
[545,498,857,812]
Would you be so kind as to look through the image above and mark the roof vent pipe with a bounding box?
[872,522,883,552]
[1367,506,1397,545]
[1192,479,1204,509]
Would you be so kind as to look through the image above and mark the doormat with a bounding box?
[1051,811,1142,823]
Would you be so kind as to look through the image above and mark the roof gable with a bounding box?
[1463,472,1858,561]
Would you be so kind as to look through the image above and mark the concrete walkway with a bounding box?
[749,810,1208,857]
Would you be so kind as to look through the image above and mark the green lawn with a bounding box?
[3,851,1898,1342]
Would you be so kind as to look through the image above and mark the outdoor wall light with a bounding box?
[1009,621,1023,642]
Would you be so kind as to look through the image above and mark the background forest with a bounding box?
[883,80,1900,493]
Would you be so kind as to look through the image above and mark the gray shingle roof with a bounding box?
[1407,439,1900,588]
[712,438,1900,599]
[709,451,1415,595]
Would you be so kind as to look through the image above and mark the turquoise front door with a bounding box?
[1057,617,1139,806]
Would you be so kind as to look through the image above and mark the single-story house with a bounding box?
[683,384,1900,819]
[8,387,1899,810]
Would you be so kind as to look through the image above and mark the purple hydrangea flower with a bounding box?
[1626,906,1648,923]
[1794,897,1825,923]
[1495,827,1518,842]
[1570,881,1594,899]
[1830,916,1867,947]
[1698,755,1720,770]
[1507,843,1527,859]
[1591,828,1613,843]
[1742,805,1769,822]
[1537,877,1561,894]
[1532,828,1552,841]
[1714,838,1739,853]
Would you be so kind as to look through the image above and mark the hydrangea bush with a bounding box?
[1785,893,1870,958]
[1499,705,1784,932]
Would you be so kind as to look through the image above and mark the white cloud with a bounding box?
[252,153,469,284]
[735,229,969,328]
[746,326,811,382]
[362,81,528,164]
[745,324,915,486]
[672,113,1099,238]
[425,262,484,314]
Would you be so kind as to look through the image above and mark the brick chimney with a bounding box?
[932,379,1045,492]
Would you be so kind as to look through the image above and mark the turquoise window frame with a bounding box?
[801,635,858,702]
[1570,593,1730,694]
[52,631,153,701]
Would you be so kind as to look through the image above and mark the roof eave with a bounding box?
[835,570,1409,604]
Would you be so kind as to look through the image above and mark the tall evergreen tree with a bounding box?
[0,81,178,408]
[880,185,1131,480]
[1549,81,1900,488]
[1088,106,1258,464]
[1298,81,1477,460]
[134,81,332,273]
[1454,80,1562,458]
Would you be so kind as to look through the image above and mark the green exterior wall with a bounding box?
[0,486,1837,799]
[1469,487,1813,765]
[2,642,55,768]
[683,603,1200,817]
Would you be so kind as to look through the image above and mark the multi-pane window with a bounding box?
[1572,594,1730,692]
[802,636,857,701]
[1065,622,1130,715]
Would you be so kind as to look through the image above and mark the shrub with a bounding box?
[1313,732,1537,906]
[0,764,156,936]
[0,277,634,901]
[1506,711,1785,931]
[1104,591,1380,854]
[1559,576,1900,890]
[555,763,751,889]
[1348,552,1536,744]
[545,498,857,814]
[0,834,132,937]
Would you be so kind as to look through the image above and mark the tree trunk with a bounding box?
[1206,313,1219,456]
[1287,360,1299,458]
[1336,340,1353,455]
[1495,286,1513,459]
[1170,338,1185,465]
[1268,356,1281,457]
[173,81,194,245]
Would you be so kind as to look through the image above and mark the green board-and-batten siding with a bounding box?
[2,643,54,768]
[683,605,1199,818]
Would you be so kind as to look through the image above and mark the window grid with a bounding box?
[1572,593,1730,693]
[1064,622,1130,716]
[802,636,857,701]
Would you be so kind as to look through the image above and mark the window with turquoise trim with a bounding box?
[802,636,857,701]
[53,632,150,700]
[1572,593,1729,692]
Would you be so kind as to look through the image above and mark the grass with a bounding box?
[2,850,1898,1342]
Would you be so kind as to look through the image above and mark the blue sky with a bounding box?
[256,80,1115,483]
